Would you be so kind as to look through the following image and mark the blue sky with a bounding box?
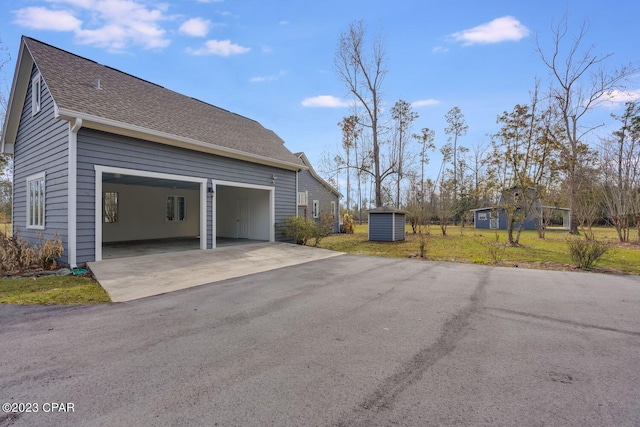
[1,0,639,181]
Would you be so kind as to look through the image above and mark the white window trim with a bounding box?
[32,73,42,116]
[312,200,319,219]
[26,172,46,230]
[166,195,187,222]
[297,191,308,207]
[331,201,336,217]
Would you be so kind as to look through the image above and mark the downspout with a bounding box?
[68,117,82,268]
[295,170,299,217]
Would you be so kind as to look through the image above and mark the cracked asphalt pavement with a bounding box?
[1,255,640,426]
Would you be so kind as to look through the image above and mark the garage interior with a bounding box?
[100,175,272,259]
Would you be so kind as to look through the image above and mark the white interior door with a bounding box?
[236,198,250,239]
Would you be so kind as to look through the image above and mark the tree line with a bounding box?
[325,17,639,244]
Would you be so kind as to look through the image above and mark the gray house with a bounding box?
[1,37,307,267]
[295,152,340,233]
[472,186,570,230]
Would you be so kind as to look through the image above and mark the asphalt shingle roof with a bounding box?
[24,37,303,167]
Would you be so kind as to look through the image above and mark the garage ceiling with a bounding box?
[103,173,200,190]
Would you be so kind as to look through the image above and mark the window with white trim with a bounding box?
[331,201,336,218]
[32,73,42,116]
[478,212,487,221]
[26,172,45,229]
[297,191,308,206]
[312,200,319,218]
[166,195,186,221]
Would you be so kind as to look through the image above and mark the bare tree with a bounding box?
[335,20,393,207]
[390,99,418,208]
[600,101,640,242]
[443,106,468,224]
[338,115,361,215]
[537,15,638,234]
[413,128,436,220]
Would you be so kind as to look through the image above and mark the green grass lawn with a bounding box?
[0,275,111,304]
[318,225,640,275]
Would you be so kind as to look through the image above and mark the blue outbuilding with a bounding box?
[368,206,406,241]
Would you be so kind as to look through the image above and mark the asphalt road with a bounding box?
[1,255,640,426]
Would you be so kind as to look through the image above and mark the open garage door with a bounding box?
[212,180,274,247]
[95,166,207,260]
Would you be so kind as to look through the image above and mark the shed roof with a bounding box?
[1,37,304,170]
[367,206,407,214]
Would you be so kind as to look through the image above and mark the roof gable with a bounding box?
[295,152,341,197]
[2,37,303,170]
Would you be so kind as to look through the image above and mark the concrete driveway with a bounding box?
[2,256,639,426]
[88,242,343,302]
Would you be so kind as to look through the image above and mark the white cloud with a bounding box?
[602,89,640,108]
[279,20,289,25]
[188,39,250,56]
[452,16,529,46]
[301,95,351,108]
[196,0,223,2]
[432,46,449,54]
[250,70,287,83]
[180,17,211,37]
[13,1,171,51]
[412,99,440,108]
[13,7,82,31]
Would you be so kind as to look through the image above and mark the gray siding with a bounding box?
[474,210,492,229]
[13,64,69,264]
[369,213,393,241]
[297,169,339,232]
[76,129,296,263]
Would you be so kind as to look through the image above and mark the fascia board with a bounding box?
[1,42,33,154]
[56,108,307,172]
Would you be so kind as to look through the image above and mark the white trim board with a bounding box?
[94,165,207,261]
[211,179,275,248]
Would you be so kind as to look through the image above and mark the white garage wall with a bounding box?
[103,183,200,242]
[216,187,270,240]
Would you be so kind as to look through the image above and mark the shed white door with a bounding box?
[490,212,499,229]
[236,198,250,239]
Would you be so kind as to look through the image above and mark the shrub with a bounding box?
[282,213,334,247]
[0,231,64,273]
[281,216,314,245]
[37,234,64,270]
[342,213,355,234]
[485,232,505,265]
[311,212,334,247]
[566,237,610,270]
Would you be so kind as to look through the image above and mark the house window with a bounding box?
[32,73,42,116]
[331,201,337,218]
[26,172,45,229]
[298,191,308,206]
[312,200,319,218]
[104,192,119,223]
[478,212,487,221]
[166,195,186,221]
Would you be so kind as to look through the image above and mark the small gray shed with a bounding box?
[368,206,406,241]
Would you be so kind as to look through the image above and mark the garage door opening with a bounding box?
[95,166,207,260]
[212,180,274,248]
